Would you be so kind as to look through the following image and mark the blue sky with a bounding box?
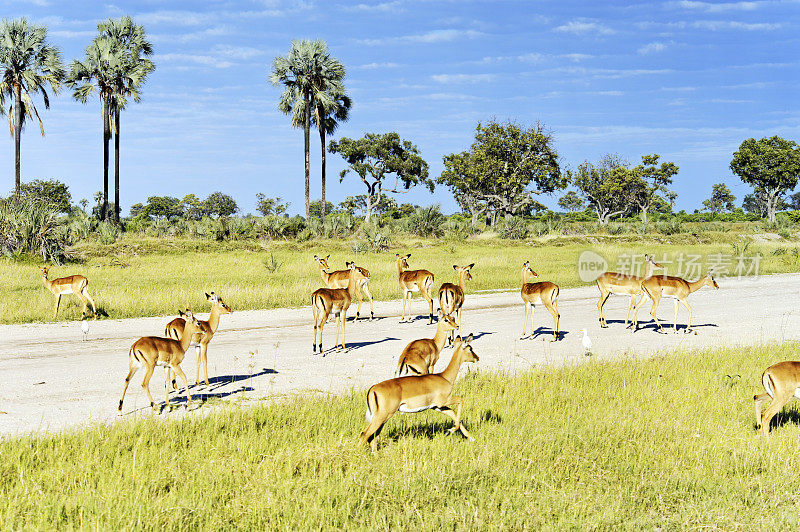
[2,0,798,215]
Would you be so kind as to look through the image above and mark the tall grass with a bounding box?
[1,342,798,528]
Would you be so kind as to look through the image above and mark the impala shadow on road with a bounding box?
[202,367,277,392]
[634,321,719,333]
[332,336,400,352]
[525,328,567,341]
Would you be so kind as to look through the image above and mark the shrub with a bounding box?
[406,205,445,237]
[0,196,70,263]
[499,217,530,239]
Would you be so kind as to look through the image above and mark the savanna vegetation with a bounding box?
[1,342,798,528]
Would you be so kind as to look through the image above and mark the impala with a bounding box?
[521,261,560,341]
[634,271,719,333]
[360,334,478,453]
[754,361,800,435]
[314,254,374,320]
[118,310,204,413]
[311,262,358,354]
[164,292,232,387]
[596,254,663,329]
[396,253,435,324]
[40,267,97,319]
[396,310,458,376]
[438,263,474,345]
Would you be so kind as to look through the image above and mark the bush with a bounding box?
[499,217,530,239]
[406,205,445,237]
[0,196,70,263]
[655,219,683,235]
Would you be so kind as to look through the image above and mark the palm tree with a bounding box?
[0,18,64,196]
[270,40,345,219]
[67,36,120,221]
[98,16,154,224]
[313,87,350,223]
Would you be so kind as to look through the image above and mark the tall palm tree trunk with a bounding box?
[102,98,109,221]
[303,96,311,219]
[114,108,120,224]
[320,126,326,223]
[14,84,22,197]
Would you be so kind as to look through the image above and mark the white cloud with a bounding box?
[431,73,496,83]
[357,29,484,45]
[153,53,234,69]
[475,52,544,64]
[561,53,593,62]
[355,62,400,69]
[212,45,266,60]
[554,19,615,35]
[342,1,403,12]
[671,1,764,12]
[693,20,781,30]
[49,29,96,39]
[638,41,670,55]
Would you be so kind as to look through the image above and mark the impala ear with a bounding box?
[313,254,318,260]
[437,308,443,317]
[468,263,475,269]
[205,293,211,300]
[465,333,474,344]
[453,264,458,270]
[406,253,411,259]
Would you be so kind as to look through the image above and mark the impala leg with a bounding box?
[140,364,157,410]
[424,290,434,324]
[195,344,202,385]
[760,391,793,436]
[164,366,171,411]
[648,292,664,332]
[522,302,529,337]
[754,393,771,429]
[82,287,97,317]
[439,396,474,441]
[201,343,210,386]
[545,299,560,341]
[625,295,635,327]
[341,308,348,350]
[673,299,680,333]
[597,290,610,327]
[401,291,407,322]
[363,284,375,320]
[118,359,138,411]
[355,286,363,321]
[631,294,644,331]
[53,294,61,319]
[334,312,341,352]
[457,307,463,338]
[681,299,694,333]
[171,364,192,408]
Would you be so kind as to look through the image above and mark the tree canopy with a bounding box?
[702,183,736,213]
[19,178,72,214]
[329,132,431,222]
[730,136,800,222]
[568,154,634,225]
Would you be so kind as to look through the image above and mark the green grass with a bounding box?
[2,343,800,528]
[2,233,799,324]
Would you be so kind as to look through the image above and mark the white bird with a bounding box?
[580,328,592,356]
[81,318,90,341]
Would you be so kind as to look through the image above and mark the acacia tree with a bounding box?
[558,190,585,212]
[626,154,678,223]
[438,120,563,224]
[329,132,431,223]
[702,183,736,213]
[569,153,634,225]
[0,18,64,196]
[731,136,800,222]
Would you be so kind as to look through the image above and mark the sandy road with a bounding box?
[1,273,800,438]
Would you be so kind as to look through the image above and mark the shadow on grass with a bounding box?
[758,407,800,431]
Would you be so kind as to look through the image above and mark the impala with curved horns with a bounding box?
[521,261,560,341]
[314,254,374,320]
[360,334,478,454]
[596,254,663,330]
[396,253,435,324]
[40,267,97,319]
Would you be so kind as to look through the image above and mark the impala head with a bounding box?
[454,263,474,282]
[453,333,479,363]
[643,254,664,269]
[706,270,719,289]
[522,261,538,278]
[437,309,458,330]
[396,253,411,270]
[40,267,50,278]
[313,254,331,271]
[178,309,202,329]
[206,292,232,314]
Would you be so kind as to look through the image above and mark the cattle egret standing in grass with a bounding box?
[81,318,89,341]
[580,328,592,356]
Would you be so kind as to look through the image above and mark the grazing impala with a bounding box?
[40,267,97,319]
[635,271,719,333]
[396,253,435,324]
[164,292,232,387]
[521,261,560,341]
[754,361,800,436]
[596,254,663,329]
[314,254,374,320]
[360,334,478,453]
[119,310,204,413]
[438,263,474,345]
[311,262,358,354]
[396,310,458,376]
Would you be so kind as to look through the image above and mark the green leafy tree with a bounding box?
[255,193,289,216]
[438,120,564,223]
[702,183,736,213]
[203,191,238,218]
[309,199,335,220]
[129,202,144,217]
[19,178,71,214]
[731,136,800,222]
[329,132,431,223]
[98,16,154,223]
[743,187,788,217]
[569,153,635,225]
[179,193,203,220]
[141,195,181,220]
[626,154,678,223]
[558,190,585,212]
[270,39,344,219]
[788,191,800,210]
[0,18,65,196]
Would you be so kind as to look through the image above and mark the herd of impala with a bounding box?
[35,249,795,451]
